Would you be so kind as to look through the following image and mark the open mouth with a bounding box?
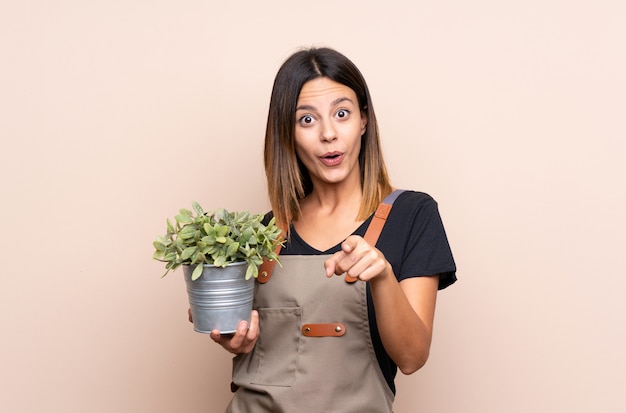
[320,152,343,166]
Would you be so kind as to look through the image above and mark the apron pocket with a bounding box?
[251,306,302,387]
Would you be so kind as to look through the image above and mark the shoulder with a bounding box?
[384,190,449,239]
[394,190,436,204]
[381,190,441,232]
[261,211,274,226]
[389,190,439,218]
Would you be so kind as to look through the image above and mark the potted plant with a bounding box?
[153,201,283,334]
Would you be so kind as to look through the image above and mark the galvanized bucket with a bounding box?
[183,262,254,334]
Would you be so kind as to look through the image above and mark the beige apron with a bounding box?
[226,192,402,413]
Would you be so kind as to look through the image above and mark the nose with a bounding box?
[320,120,337,142]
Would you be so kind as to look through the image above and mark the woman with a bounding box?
[209,47,456,412]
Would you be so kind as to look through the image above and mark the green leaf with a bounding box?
[245,263,258,280]
[166,218,175,234]
[216,208,228,222]
[192,201,204,216]
[180,246,197,261]
[226,242,240,257]
[214,255,227,267]
[175,214,193,224]
[192,252,205,265]
[203,223,214,235]
[191,264,204,281]
[153,240,166,251]
[239,243,251,255]
[216,224,229,238]
[202,235,216,245]
[179,225,197,240]
[236,211,250,223]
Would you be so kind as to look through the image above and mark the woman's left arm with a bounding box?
[371,270,439,374]
[325,235,439,374]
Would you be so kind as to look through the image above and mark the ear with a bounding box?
[360,112,368,134]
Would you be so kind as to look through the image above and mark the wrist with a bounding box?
[371,262,394,286]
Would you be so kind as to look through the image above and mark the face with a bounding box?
[294,77,367,190]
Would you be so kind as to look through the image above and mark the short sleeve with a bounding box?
[377,191,457,290]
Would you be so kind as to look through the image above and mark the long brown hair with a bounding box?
[264,47,392,230]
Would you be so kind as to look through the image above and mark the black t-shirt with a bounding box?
[266,191,457,394]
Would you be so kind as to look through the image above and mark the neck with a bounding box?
[303,179,363,219]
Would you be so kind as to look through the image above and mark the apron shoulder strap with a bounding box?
[258,189,406,284]
[363,189,404,246]
[345,189,405,283]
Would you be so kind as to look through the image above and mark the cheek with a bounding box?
[339,123,363,149]
[294,130,315,156]
[293,139,312,167]
[294,143,305,161]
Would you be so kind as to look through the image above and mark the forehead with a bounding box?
[297,77,358,106]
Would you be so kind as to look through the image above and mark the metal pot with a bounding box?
[183,262,254,334]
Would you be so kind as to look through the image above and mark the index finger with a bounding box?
[324,250,346,277]
[341,235,361,253]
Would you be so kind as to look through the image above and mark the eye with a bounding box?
[336,109,350,119]
[299,115,314,125]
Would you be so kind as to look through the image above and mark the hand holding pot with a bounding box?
[209,310,260,354]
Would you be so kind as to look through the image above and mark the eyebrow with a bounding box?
[295,96,355,112]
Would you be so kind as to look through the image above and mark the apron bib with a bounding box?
[227,255,394,413]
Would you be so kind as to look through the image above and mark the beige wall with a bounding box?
[1,1,624,412]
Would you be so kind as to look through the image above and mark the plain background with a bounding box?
[1,1,625,412]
